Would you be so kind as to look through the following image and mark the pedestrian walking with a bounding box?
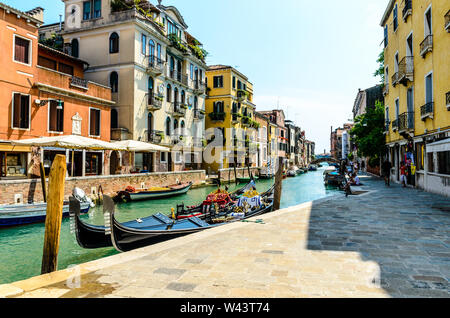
[382,159,392,186]
[400,161,408,188]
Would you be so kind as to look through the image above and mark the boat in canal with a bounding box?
[107,186,275,253]
[70,182,261,249]
[113,182,193,203]
[323,166,345,187]
[308,165,318,171]
[0,188,93,228]
[236,176,259,183]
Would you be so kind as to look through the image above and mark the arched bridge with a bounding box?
[310,157,340,165]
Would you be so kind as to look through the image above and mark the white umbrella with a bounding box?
[11,135,127,151]
[112,140,170,153]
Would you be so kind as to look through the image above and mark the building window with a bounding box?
[89,108,101,136]
[165,117,171,136]
[49,100,64,132]
[232,76,236,89]
[384,25,388,47]
[58,62,74,76]
[167,84,172,102]
[110,71,118,93]
[141,34,147,55]
[213,76,223,88]
[38,55,57,70]
[109,32,119,54]
[83,0,101,20]
[149,39,155,58]
[12,93,30,129]
[71,39,79,58]
[111,109,118,129]
[190,63,194,80]
[157,43,162,60]
[213,101,224,113]
[424,7,432,36]
[425,73,433,103]
[393,4,398,32]
[160,152,167,163]
[438,151,450,175]
[85,152,102,175]
[14,35,31,65]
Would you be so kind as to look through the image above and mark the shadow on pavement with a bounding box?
[306,175,450,297]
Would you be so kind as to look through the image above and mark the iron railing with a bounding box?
[70,76,88,89]
[172,102,186,117]
[193,80,206,94]
[398,112,414,132]
[391,72,400,87]
[147,130,164,144]
[402,0,412,21]
[445,10,450,32]
[383,84,389,96]
[420,102,434,119]
[168,69,188,86]
[209,112,226,121]
[397,56,414,83]
[420,35,433,57]
[146,55,164,74]
[145,93,163,110]
[392,119,399,131]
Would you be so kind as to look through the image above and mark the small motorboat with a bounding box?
[0,188,93,228]
[323,167,345,187]
[308,165,318,171]
[236,176,259,184]
[114,182,193,203]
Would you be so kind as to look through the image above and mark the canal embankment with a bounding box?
[1,174,449,298]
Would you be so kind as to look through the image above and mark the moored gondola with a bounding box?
[107,186,274,253]
[113,182,193,203]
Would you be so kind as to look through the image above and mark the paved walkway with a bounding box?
[1,174,449,298]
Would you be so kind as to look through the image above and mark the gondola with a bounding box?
[0,188,93,228]
[236,176,259,183]
[107,185,275,253]
[70,182,261,250]
[113,182,193,203]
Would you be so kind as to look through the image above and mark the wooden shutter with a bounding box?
[15,37,29,64]
[13,93,21,128]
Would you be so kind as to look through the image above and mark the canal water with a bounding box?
[0,165,339,284]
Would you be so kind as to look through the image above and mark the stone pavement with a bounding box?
[0,174,449,298]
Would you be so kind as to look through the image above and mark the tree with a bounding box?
[350,101,386,166]
[373,50,385,84]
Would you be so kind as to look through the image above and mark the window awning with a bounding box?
[427,138,450,153]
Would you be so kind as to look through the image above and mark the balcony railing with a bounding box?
[383,83,389,96]
[397,56,414,84]
[398,112,414,132]
[145,93,163,110]
[385,121,390,134]
[402,0,412,21]
[172,102,186,117]
[445,10,450,32]
[193,80,206,94]
[231,113,240,123]
[147,130,164,144]
[447,92,450,110]
[70,76,88,89]
[420,35,433,57]
[193,109,205,120]
[391,72,400,87]
[391,119,399,131]
[146,55,165,75]
[236,89,248,101]
[208,112,226,121]
[420,102,434,120]
[168,69,188,86]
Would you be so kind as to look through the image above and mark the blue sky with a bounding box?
[4,0,389,153]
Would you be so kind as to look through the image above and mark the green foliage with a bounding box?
[188,44,208,62]
[168,34,188,53]
[373,50,385,84]
[350,100,386,161]
[39,33,63,50]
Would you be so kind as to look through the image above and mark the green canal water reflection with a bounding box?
[0,165,339,284]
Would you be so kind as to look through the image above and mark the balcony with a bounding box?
[446,10,450,32]
[447,92,450,111]
[70,76,89,90]
[193,80,206,95]
[391,72,400,87]
[231,113,240,124]
[391,119,398,131]
[171,102,186,117]
[145,93,163,111]
[420,102,434,120]
[171,134,184,146]
[241,116,251,127]
[420,35,433,57]
[193,109,205,120]
[147,130,164,144]
[208,112,226,121]
[168,69,188,86]
[236,89,247,101]
[397,56,414,85]
[402,0,412,22]
[398,112,414,133]
[146,55,165,75]
[383,83,389,96]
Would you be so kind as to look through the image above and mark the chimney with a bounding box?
[25,7,44,24]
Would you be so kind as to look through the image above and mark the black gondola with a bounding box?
[107,186,275,253]
[70,182,273,251]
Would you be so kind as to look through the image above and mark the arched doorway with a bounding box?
[110,151,121,175]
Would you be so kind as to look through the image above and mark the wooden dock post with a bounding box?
[273,157,283,211]
[40,162,47,203]
[234,165,238,185]
[41,154,67,275]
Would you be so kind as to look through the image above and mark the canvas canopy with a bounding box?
[426,138,450,153]
[112,140,170,153]
[10,135,127,151]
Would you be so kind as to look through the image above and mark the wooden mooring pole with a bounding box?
[40,162,47,203]
[41,154,67,275]
[273,157,283,211]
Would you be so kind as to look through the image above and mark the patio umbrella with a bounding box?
[112,140,170,153]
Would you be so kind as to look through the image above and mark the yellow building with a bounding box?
[204,65,258,173]
[381,0,450,196]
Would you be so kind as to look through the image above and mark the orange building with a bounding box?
[0,3,114,178]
